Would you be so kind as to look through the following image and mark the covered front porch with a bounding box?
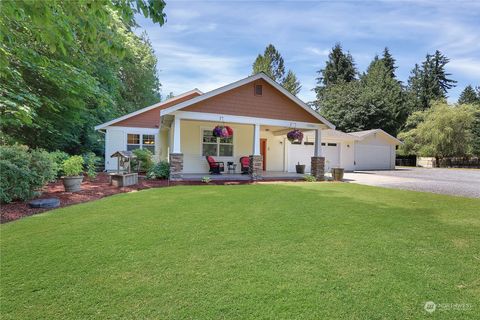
[162,111,327,181]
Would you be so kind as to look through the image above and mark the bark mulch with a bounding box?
[1,173,251,224]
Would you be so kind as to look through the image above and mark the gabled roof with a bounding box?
[322,129,361,141]
[160,73,335,129]
[94,89,203,131]
[349,129,402,145]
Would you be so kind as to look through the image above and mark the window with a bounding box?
[142,135,155,154]
[321,143,326,146]
[127,134,140,151]
[327,143,337,147]
[304,141,314,145]
[127,133,156,154]
[202,129,233,157]
[254,84,263,96]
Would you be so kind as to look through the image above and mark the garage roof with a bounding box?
[349,129,402,145]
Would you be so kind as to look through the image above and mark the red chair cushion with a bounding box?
[240,157,249,166]
[207,156,219,167]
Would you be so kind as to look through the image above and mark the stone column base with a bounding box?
[169,153,183,181]
[311,156,325,181]
[249,155,263,180]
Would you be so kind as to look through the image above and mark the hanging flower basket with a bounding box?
[287,129,303,143]
[213,125,233,138]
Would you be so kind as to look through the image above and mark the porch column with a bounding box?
[170,116,183,180]
[172,116,181,154]
[253,123,260,155]
[250,123,262,180]
[311,128,325,181]
[314,128,322,157]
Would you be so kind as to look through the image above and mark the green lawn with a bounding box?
[1,183,479,319]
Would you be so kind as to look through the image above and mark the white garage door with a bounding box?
[355,144,392,170]
[288,143,340,173]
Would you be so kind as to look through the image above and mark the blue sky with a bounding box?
[135,0,480,103]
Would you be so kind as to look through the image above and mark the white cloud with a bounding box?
[448,58,480,79]
[135,0,480,101]
[305,47,330,57]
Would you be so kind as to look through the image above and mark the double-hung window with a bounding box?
[202,129,233,157]
[127,133,156,154]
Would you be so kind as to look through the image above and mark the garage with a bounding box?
[355,144,393,170]
[286,129,401,172]
[288,142,340,173]
[350,129,400,170]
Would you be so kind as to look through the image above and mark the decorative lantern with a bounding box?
[213,125,233,138]
[287,129,304,143]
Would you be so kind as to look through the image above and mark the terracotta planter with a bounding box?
[62,175,83,192]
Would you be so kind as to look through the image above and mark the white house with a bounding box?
[95,73,401,180]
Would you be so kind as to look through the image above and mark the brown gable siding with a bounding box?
[113,92,201,128]
[182,79,321,123]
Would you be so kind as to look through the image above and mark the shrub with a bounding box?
[201,176,211,184]
[147,161,170,179]
[0,145,55,203]
[62,156,84,177]
[133,148,153,172]
[83,152,100,179]
[303,174,317,182]
[49,150,69,178]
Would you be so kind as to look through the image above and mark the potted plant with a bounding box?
[61,155,84,192]
[296,162,306,174]
[287,129,304,143]
[213,125,233,138]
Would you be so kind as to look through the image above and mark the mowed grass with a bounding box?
[1,183,479,319]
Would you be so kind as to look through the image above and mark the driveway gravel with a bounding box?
[343,167,480,198]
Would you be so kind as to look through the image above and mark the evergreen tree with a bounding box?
[282,70,301,96]
[406,50,456,111]
[458,85,480,105]
[381,47,397,78]
[252,44,285,81]
[359,57,406,135]
[315,43,357,89]
[458,85,480,155]
[252,44,301,95]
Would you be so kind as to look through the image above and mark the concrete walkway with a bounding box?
[343,167,480,198]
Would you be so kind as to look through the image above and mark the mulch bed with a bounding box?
[0,173,252,224]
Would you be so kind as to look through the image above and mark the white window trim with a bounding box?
[126,132,157,154]
[200,126,235,158]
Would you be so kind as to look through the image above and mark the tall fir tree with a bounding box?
[282,70,302,96]
[252,44,301,95]
[407,50,456,111]
[315,43,356,89]
[359,57,406,135]
[458,85,480,105]
[252,44,285,81]
[381,47,397,78]
[458,85,480,155]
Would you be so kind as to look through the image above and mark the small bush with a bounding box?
[83,152,100,179]
[62,156,84,177]
[147,161,170,179]
[201,176,211,184]
[133,149,153,172]
[49,150,69,178]
[303,174,317,182]
[0,145,56,203]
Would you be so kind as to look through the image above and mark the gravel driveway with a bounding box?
[343,167,480,198]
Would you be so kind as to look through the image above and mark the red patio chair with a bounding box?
[239,156,250,174]
[206,156,224,174]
